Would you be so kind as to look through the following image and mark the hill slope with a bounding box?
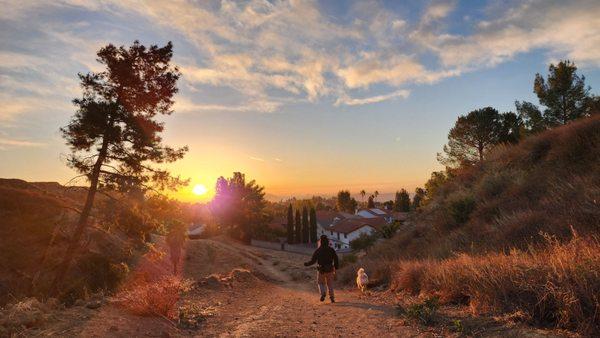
[343,115,600,334]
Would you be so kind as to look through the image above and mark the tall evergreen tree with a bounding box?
[534,60,590,126]
[286,204,294,244]
[412,187,426,210]
[309,207,318,243]
[302,206,309,243]
[294,209,301,244]
[394,189,410,212]
[52,41,187,293]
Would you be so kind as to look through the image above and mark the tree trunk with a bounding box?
[50,136,110,295]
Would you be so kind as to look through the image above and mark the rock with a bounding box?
[204,275,222,288]
[109,326,119,331]
[230,268,255,282]
[86,300,102,309]
[74,299,85,307]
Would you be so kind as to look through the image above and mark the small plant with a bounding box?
[177,302,215,330]
[404,296,439,325]
[451,319,464,333]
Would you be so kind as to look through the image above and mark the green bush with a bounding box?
[350,233,378,251]
[447,193,475,225]
[401,296,439,325]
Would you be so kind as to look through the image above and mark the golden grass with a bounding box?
[391,233,600,334]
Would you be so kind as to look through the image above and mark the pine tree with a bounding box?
[309,207,318,243]
[52,41,187,293]
[534,60,590,126]
[302,206,309,243]
[286,204,294,244]
[294,209,301,244]
[394,189,410,212]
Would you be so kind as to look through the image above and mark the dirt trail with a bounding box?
[16,238,563,337]
[184,239,413,337]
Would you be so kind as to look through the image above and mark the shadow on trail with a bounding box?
[332,301,392,315]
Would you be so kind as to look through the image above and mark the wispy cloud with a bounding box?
[335,89,410,106]
[249,156,265,162]
[2,0,600,121]
[0,137,45,148]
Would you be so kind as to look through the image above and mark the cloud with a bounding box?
[2,0,600,120]
[335,89,410,106]
[422,1,455,23]
[415,0,600,69]
[0,137,45,148]
[249,156,265,162]
[274,158,283,162]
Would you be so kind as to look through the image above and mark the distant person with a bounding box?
[304,235,339,303]
[166,220,186,274]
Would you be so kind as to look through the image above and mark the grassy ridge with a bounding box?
[340,115,600,334]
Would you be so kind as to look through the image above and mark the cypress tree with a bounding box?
[302,206,309,243]
[294,209,301,244]
[309,207,317,243]
[286,204,294,244]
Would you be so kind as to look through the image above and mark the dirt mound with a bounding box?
[199,268,259,289]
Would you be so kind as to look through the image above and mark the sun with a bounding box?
[192,184,208,196]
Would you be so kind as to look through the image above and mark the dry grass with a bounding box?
[391,233,600,334]
[115,276,193,319]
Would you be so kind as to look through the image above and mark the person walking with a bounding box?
[304,235,339,303]
[166,220,186,275]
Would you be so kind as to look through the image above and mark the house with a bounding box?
[323,216,387,250]
[356,208,395,223]
[315,210,346,237]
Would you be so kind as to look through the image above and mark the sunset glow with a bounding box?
[192,184,208,196]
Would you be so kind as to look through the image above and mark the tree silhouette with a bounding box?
[394,189,410,212]
[302,206,309,243]
[438,107,503,166]
[412,187,426,210]
[294,209,301,244]
[534,60,590,126]
[336,190,357,213]
[211,172,267,242]
[360,190,366,204]
[309,207,317,243]
[52,41,187,293]
[286,204,294,244]
[515,101,546,135]
[367,195,375,208]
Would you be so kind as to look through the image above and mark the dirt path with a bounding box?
[183,239,414,337]
[16,238,564,337]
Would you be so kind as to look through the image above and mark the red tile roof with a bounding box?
[328,216,387,234]
[315,210,346,226]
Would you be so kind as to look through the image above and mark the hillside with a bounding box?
[0,179,138,305]
[342,115,600,334]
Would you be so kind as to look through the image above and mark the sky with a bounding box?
[1,0,600,202]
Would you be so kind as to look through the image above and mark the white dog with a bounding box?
[356,268,369,293]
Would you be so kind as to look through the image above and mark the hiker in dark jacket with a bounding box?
[304,235,339,302]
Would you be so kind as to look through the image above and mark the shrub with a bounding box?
[446,193,475,226]
[116,277,194,318]
[350,233,378,251]
[400,296,439,325]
